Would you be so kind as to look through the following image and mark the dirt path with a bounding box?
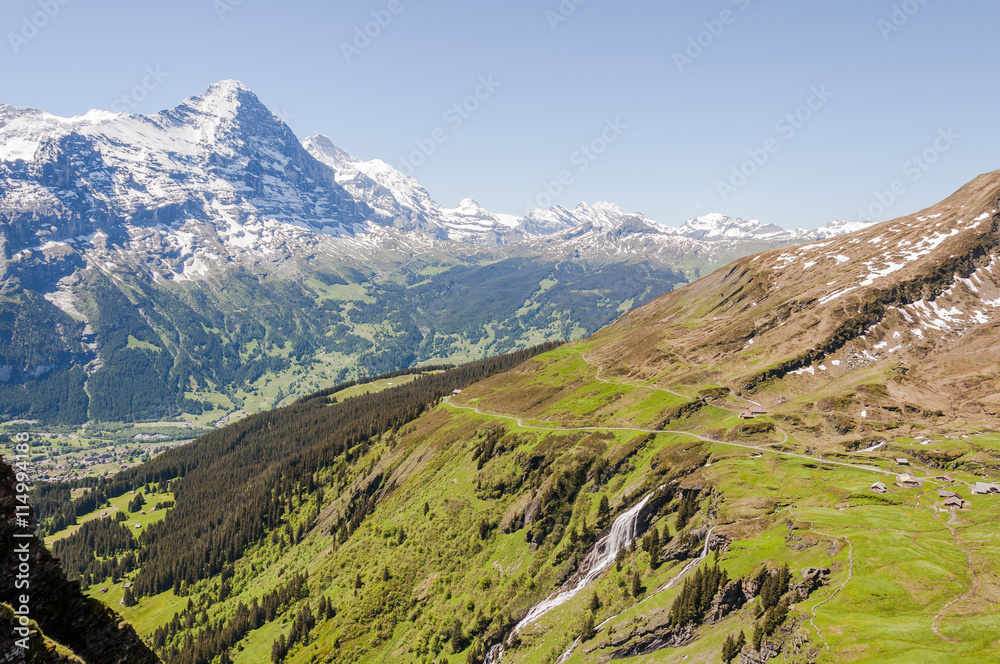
[581,353,789,443]
[583,353,691,402]
[444,401,892,477]
[932,510,976,643]
[442,365,966,657]
[802,524,855,654]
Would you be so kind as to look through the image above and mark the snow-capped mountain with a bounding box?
[0,79,877,425]
[304,131,871,248]
[0,80,386,287]
[0,78,873,289]
[674,213,785,240]
[305,132,522,244]
[669,213,872,243]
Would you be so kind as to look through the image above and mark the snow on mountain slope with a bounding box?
[589,171,1000,414]
[0,81,382,286]
[0,79,872,293]
[675,213,784,240]
[303,132,871,248]
[303,132,440,229]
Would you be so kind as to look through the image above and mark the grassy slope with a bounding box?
[82,343,1000,663]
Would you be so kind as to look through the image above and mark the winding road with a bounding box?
[443,400,902,478]
[449,353,971,659]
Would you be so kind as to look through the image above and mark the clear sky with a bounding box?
[1,0,997,227]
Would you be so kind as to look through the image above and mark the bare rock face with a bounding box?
[707,579,750,624]
[1,606,76,663]
[0,459,159,664]
[600,622,698,660]
[792,567,830,601]
[738,637,782,664]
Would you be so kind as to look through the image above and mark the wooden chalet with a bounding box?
[944,496,965,509]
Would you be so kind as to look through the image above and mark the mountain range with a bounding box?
[35,167,1000,664]
[0,80,868,425]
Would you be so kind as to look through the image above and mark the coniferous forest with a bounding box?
[49,343,560,602]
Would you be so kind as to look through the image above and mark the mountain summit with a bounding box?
[0,81,872,425]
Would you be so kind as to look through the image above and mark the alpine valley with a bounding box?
[0,80,867,429]
[17,153,1000,664]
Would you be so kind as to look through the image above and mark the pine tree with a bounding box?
[589,592,601,612]
[317,595,328,621]
[675,491,697,530]
[646,527,660,568]
[450,618,465,653]
[721,634,738,664]
[271,634,287,663]
[122,586,137,607]
[630,569,643,598]
[597,494,610,525]
[580,611,596,641]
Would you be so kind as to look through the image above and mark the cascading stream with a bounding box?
[484,493,653,664]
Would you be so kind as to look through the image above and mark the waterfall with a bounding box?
[484,493,653,663]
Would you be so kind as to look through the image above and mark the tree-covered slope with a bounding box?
[39,335,1000,664]
[0,458,159,663]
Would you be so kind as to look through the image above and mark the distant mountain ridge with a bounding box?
[302,128,866,247]
[0,80,870,424]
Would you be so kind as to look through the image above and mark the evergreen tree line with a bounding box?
[51,343,560,599]
[667,562,730,626]
[152,572,310,664]
[718,565,793,662]
[51,517,139,581]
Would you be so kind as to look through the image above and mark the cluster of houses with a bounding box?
[32,441,189,483]
[870,470,1000,510]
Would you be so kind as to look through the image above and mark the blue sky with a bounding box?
[1,0,996,227]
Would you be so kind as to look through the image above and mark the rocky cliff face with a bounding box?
[0,459,158,664]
